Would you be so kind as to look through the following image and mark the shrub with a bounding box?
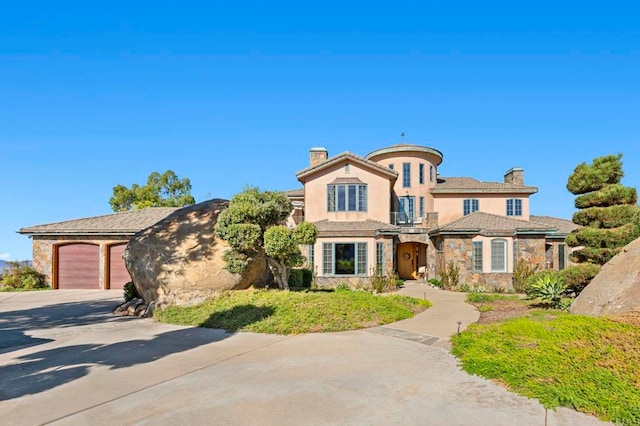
[0,262,47,290]
[427,278,441,288]
[439,260,460,289]
[574,184,637,209]
[512,258,539,293]
[288,269,304,287]
[301,268,313,288]
[335,282,350,292]
[524,270,559,296]
[371,269,402,293]
[558,264,600,296]
[527,275,567,309]
[123,281,140,302]
[572,205,640,228]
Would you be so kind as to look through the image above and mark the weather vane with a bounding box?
[401,132,406,142]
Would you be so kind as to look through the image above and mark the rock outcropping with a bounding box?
[124,199,270,307]
[570,236,640,316]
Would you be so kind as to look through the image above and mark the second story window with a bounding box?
[419,163,425,184]
[402,163,411,187]
[463,199,479,215]
[430,165,434,182]
[388,163,394,170]
[327,184,367,212]
[506,199,522,216]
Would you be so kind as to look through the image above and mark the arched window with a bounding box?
[491,238,508,272]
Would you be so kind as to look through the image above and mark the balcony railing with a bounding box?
[390,212,437,228]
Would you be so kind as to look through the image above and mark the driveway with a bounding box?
[0,290,608,425]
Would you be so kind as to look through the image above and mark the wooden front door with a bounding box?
[397,243,416,280]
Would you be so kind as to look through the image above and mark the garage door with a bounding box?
[108,244,130,290]
[57,244,99,289]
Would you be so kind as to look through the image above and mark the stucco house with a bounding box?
[289,144,577,289]
[18,208,178,289]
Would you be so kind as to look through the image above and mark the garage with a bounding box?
[108,244,129,289]
[57,243,100,289]
[19,207,179,290]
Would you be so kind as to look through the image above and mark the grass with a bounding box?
[451,312,640,424]
[466,293,520,303]
[155,288,431,334]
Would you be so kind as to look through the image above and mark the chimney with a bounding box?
[504,167,524,185]
[310,147,328,167]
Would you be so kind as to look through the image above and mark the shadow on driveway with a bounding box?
[0,298,273,401]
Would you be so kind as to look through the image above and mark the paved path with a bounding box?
[0,289,608,425]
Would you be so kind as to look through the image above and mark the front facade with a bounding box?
[292,144,576,290]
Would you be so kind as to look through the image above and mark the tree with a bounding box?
[566,153,640,264]
[109,170,196,212]
[214,187,318,290]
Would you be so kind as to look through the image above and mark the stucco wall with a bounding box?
[32,235,131,289]
[303,161,393,223]
[433,193,531,225]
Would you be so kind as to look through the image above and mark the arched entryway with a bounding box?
[397,242,428,280]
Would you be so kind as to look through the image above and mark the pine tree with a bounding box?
[566,154,640,264]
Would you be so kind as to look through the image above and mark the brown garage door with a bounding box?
[57,244,99,289]
[108,244,130,290]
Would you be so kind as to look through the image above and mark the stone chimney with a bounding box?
[504,167,524,185]
[309,147,328,167]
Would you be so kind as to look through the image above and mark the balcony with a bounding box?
[390,212,438,228]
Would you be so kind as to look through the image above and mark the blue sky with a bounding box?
[2,1,639,261]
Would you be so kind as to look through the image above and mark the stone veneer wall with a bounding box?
[516,236,546,268]
[32,235,132,289]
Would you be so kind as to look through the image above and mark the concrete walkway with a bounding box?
[369,280,480,349]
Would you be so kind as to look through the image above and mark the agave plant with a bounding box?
[528,275,567,309]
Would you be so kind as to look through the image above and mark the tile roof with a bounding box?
[296,152,398,182]
[432,177,538,194]
[530,215,578,235]
[430,212,554,236]
[19,207,180,235]
[314,220,400,237]
[283,188,305,198]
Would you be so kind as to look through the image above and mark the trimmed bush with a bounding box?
[558,264,600,296]
[574,184,637,209]
[301,268,313,288]
[288,269,304,287]
[572,205,640,228]
[570,247,621,265]
[565,222,640,249]
[0,262,48,290]
[566,153,624,195]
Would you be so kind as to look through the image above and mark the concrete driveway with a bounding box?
[0,290,608,426]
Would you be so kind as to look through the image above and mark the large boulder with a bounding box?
[570,236,640,316]
[124,199,270,307]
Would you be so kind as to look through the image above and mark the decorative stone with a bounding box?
[570,237,640,316]
[123,199,270,307]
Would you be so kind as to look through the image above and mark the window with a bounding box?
[472,241,483,272]
[376,242,384,271]
[389,164,394,170]
[513,239,518,265]
[430,165,434,182]
[559,244,566,270]
[327,184,367,212]
[308,244,315,267]
[398,196,415,222]
[345,163,350,174]
[402,163,411,187]
[491,239,508,272]
[506,199,522,216]
[419,196,425,217]
[419,163,425,184]
[322,242,368,275]
[463,199,479,215]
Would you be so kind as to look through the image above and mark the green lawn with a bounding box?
[155,288,431,334]
[451,312,640,425]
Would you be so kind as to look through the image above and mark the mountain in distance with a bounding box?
[0,260,32,272]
